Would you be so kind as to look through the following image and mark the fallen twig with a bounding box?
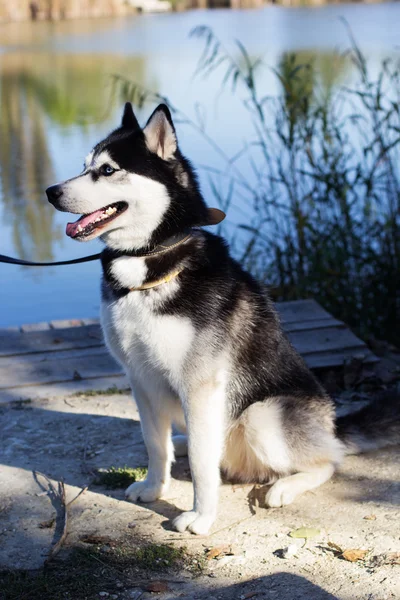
[45,481,67,564]
[46,483,89,563]
[33,471,88,564]
[67,485,88,508]
[210,514,254,537]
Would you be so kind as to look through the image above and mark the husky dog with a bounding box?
[46,103,399,535]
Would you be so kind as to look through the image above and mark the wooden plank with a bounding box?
[0,348,122,389]
[305,349,378,369]
[20,322,51,333]
[0,324,103,357]
[50,319,83,329]
[81,318,100,326]
[0,328,20,336]
[0,300,377,389]
[276,299,332,323]
[286,326,366,356]
[0,346,109,366]
[0,315,350,357]
[0,327,373,390]
[282,317,345,334]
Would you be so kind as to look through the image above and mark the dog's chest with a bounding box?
[101,290,195,387]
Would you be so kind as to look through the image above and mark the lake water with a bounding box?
[1,4,399,327]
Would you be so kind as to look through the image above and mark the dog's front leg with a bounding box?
[125,381,173,503]
[173,376,226,535]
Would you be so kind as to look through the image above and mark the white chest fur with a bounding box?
[101,256,195,391]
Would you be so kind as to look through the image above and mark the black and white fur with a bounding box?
[46,103,400,535]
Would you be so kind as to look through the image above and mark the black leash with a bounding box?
[0,233,189,267]
[0,208,226,268]
[0,229,192,267]
[0,253,101,267]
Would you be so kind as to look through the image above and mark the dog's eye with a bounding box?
[101,164,115,176]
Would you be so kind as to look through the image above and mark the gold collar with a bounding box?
[129,268,183,292]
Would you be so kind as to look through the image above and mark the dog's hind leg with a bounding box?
[265,463,335,507]
[239,401,337,507]
[223,399,341,506]
[172,411,188,457]
[172,435,188,457]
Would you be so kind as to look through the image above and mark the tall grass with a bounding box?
[113,26,400,346]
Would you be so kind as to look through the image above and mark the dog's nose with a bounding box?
[46,184,63,206]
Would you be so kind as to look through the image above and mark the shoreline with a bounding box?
[0,0,390,26]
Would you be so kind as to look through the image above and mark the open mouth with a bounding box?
[66,201,128,239]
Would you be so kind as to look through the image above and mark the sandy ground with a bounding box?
[0,390,399,600]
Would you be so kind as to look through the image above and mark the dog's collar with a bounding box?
[129,268,183,291]
[104,229,193,260]
[125,232,190,291]
[101,230,192,295]
[133,230,193,257]
[101,207,226,294]
[105,207,226,260]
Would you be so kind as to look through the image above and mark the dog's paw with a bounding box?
[265,479,296,508]
[125,480,166,503]
[172,435,188,457]
[172,511,214,535]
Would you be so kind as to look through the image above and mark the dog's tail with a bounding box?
[336,389,400,454]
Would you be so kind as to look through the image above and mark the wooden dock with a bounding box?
[0,300,377,403]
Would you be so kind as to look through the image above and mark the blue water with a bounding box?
[0,4,399,327]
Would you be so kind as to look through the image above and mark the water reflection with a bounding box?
[0,52,149,261]
[0,46,349,263]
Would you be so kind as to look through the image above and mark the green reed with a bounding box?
[113,25,400,346]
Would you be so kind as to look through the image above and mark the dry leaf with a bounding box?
[328,541,343,554]
[38,518,55,529]
[206,547,224,560]
[342,549,368,562]
[289,527,320,539]
[206,545,234,560]
[145,581,170,593]
[363,514,377,521]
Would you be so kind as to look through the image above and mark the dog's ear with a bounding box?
[206,208,226,226]
[143,104,177,160]
[121,102,139,130]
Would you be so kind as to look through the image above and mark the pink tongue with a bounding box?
[66,208,106,238]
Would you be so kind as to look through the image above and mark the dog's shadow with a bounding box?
[127,458,271,530]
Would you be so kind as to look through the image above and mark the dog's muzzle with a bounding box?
[46,184,64,207]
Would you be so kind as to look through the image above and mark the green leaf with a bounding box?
[289,527,320,539]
